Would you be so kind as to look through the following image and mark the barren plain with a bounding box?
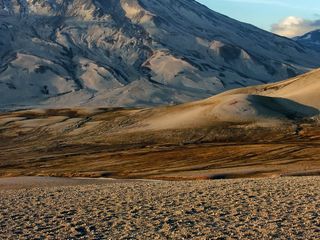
[1,177,319,239]
[0,68,319,240]
[0,106,319,179]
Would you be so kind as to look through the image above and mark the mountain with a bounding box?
[1,0,320,109]
[0,69,319,179]
[138,68,320,130]
[294,29,320,51]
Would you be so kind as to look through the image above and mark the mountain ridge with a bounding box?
[294,29,320,51]
[0,0,320,108]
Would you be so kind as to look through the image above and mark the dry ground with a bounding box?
[0,177,319,239]
[0,108,319,179]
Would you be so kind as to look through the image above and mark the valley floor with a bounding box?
[0,108,320,179]
[0,177,319,239]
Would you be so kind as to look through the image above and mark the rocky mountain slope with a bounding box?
[294,29,320,51]
[1,0,320,108]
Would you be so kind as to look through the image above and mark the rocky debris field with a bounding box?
[0,177,319,239]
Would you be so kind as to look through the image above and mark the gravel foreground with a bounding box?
[0,177,319,239]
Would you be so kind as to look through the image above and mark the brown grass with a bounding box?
[0,108,319,179]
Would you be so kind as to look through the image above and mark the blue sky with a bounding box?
[198,0,320,36]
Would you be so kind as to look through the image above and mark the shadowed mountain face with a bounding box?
[0,0,320,108]
[294,29,320,51]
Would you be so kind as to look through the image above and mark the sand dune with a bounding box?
[221,68,320,108]
[141,68,320,130]
[0,70,319,179]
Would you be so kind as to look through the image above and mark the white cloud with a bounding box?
[271,16,320,38]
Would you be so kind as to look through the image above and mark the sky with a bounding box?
[197,0,320,37]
